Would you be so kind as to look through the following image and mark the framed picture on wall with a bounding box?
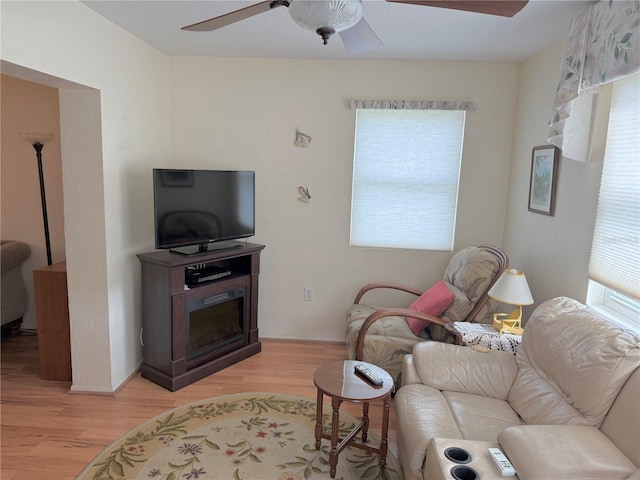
[528,145,560,216]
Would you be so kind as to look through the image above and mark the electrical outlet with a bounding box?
[304,287,313,301]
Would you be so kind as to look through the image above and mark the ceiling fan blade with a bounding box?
[339,17,383,55]
[385,0,528,17]
[182,1,283,32]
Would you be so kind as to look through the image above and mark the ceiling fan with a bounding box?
[182,0,528,55]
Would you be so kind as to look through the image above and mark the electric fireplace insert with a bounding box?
[186,287,246,362]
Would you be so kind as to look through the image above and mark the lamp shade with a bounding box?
[288,0,363,33]
[21,133,53,144]
[488,269,534,306]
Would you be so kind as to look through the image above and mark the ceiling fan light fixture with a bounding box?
[288,0,363,44]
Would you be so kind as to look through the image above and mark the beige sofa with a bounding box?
[1,240,31,335]
[395,297,640,480]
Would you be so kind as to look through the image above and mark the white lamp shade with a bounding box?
[488,269,534,306]
[288,0,363,33]
[21,133,53,144]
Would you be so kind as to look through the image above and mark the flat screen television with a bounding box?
[153,169,255,255]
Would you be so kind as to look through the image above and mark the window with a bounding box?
[350,109,465,251]
[587,73,640,334]
[588,280,640,334]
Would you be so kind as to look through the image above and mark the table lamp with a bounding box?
[488,269,533,335]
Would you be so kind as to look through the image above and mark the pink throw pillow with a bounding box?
[406,280,455,336]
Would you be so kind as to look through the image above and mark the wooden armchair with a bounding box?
[345,245,508,385]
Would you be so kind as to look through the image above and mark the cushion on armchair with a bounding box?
[346,303,421,382]
[405,280,455,336]
[427,247,502,341]
[443,246,501,303]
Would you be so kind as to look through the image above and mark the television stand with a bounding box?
[170,241,243,256]
[137,242,265,390]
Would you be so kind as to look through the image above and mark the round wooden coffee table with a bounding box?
[313,360,393,478]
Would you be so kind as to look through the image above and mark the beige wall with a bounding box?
[4,1,600,393]
[504,41,608,321]
[1,74,66,329]
[2,1,172,392]
[170,57,519,341]
[2,1,520,391]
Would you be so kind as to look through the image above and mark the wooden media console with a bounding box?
[137,242,264,391]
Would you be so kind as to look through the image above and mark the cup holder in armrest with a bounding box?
[444,447,471,464]
[450,465,479,480]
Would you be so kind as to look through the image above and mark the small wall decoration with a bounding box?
[294,130,312,148]
[297,185,311,203]
[528,145,560,216]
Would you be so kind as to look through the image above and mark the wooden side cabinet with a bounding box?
[33,261,71,381]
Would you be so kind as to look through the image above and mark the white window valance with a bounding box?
[350,100,476,111]
[548,0,640,161]
[582,0,640,90]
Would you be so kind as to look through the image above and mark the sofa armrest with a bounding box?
[1,241,31,273]
[412,342,518,400]
[498,425,638,480]
[401,354,422,386]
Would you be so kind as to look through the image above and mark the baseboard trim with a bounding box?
[68,359,143,395]
[260,336,347,346]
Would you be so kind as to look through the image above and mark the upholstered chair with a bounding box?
[1,240,32,336]
[346,245,508,385]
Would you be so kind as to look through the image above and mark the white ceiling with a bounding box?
[81,0,594,62]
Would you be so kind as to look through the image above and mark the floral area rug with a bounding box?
[77,392,402,480]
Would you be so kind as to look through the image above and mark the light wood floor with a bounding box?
[1,334,398,479]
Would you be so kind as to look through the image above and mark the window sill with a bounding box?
[588,303,640,338]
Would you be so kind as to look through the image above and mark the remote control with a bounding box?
[488,448,516,477]
[354,364,383,386]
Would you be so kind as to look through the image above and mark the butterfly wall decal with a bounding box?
[294,130,312,148]
[297,185,311,203]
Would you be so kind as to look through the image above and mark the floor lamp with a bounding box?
[21,133,54,266]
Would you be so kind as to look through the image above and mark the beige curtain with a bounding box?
[548,0,640,162]
[350,100,476,111]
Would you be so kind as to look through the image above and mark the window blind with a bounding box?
[588,73,640,300]
[350,109,465,251]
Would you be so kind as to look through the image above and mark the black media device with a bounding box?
[153,168,255,256]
